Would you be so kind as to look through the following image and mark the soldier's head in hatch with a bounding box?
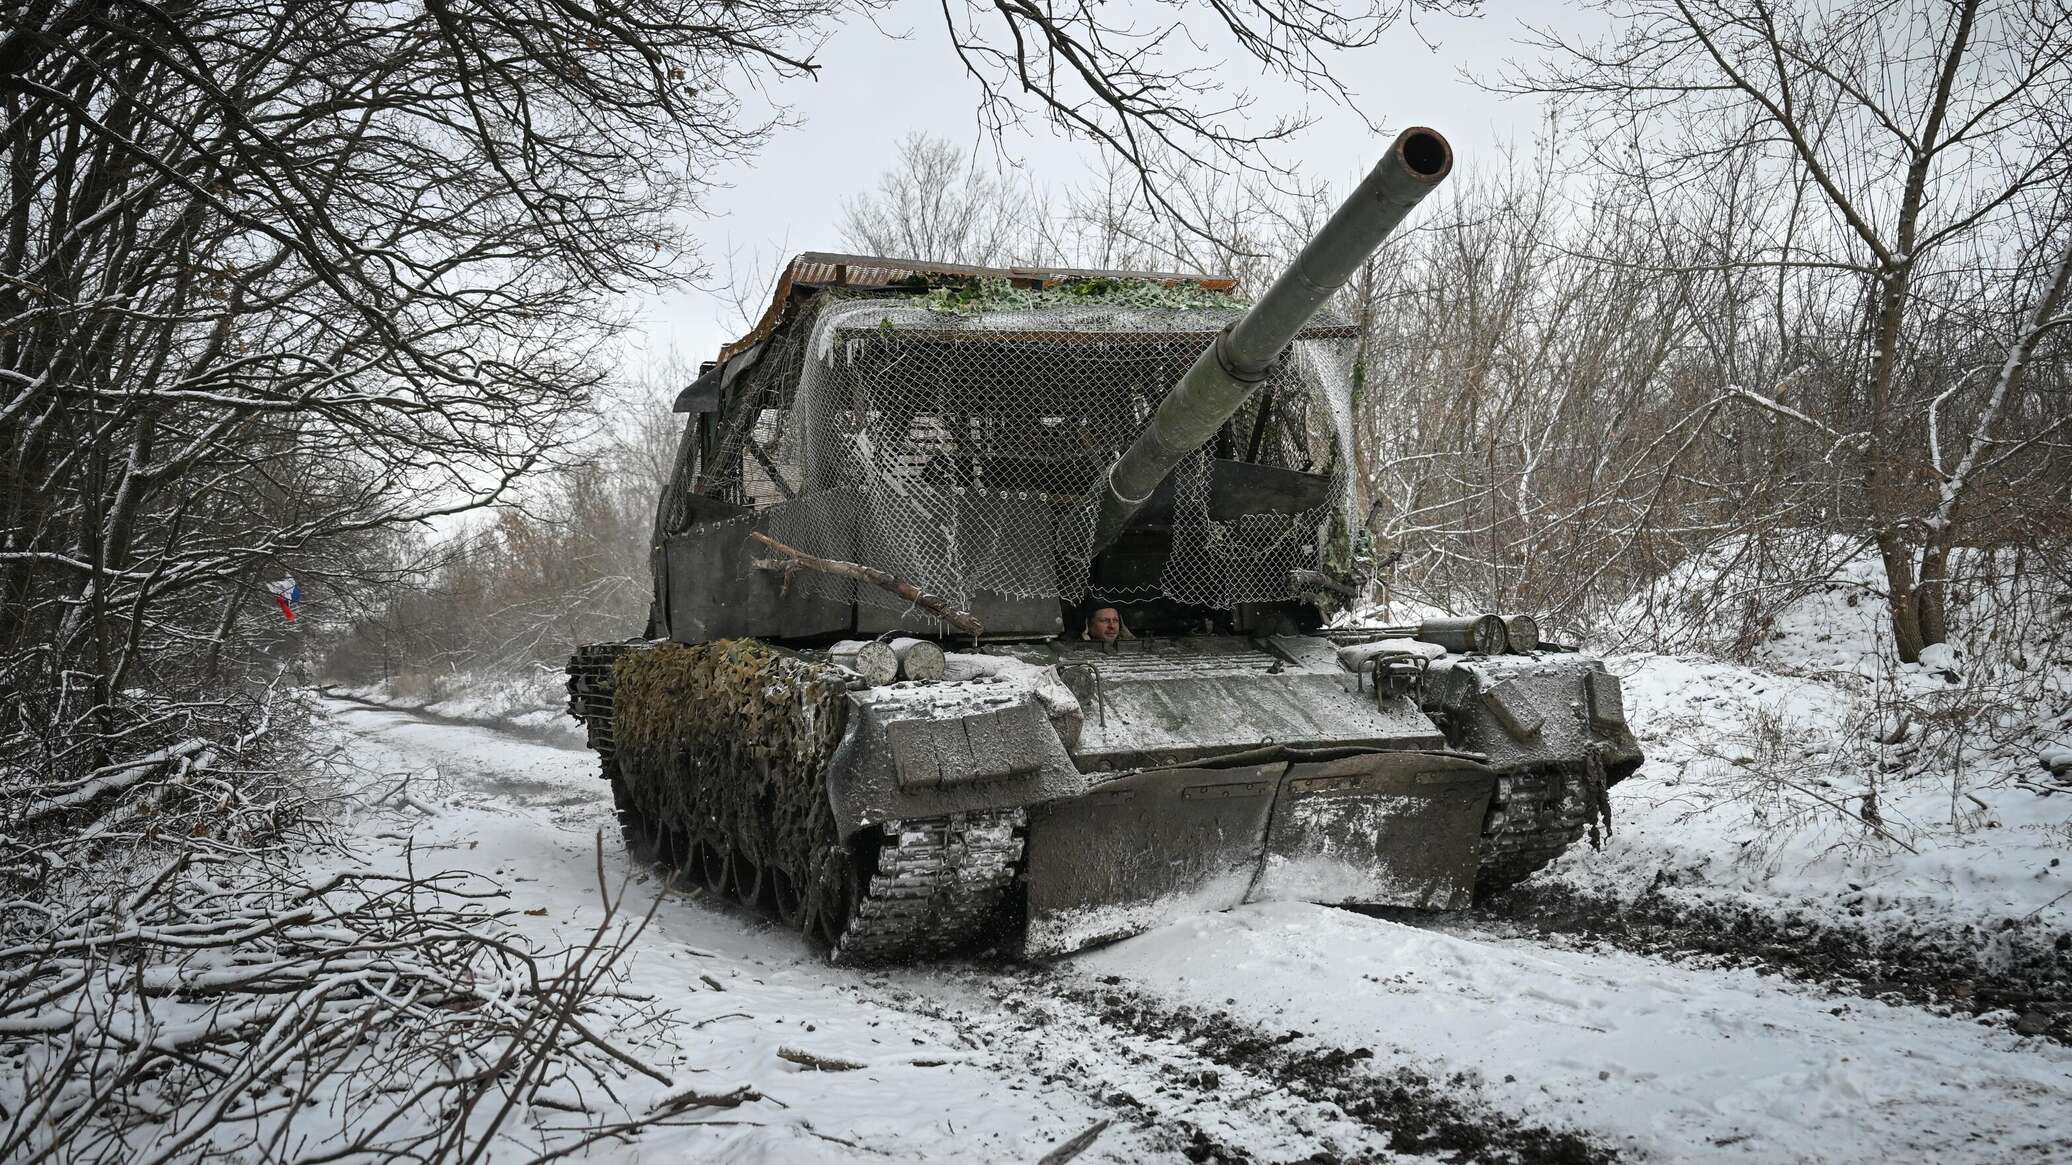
[1088,606,1122,643]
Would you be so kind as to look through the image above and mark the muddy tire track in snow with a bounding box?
[1055,975,1620,1165]
[871,965,1619,1165]
[1467,880,2072,1046]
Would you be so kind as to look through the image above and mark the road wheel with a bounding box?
[771,866,805,929]
[696,836,732,896]
[732,844,767,909]
[809,844,860,953]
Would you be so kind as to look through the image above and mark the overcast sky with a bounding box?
[624,0,1611,376]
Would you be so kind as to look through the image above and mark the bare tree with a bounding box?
[1498,0,2072,659]
[1339,146,1717,625]
[323,389,683,686]
[1,3,827,1155]
[933,0,1480,241]
[1058,144,1330,280]
[839,133,1038,264]
[2,0,843,765]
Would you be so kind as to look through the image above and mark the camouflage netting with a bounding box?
[610,640,849,875]
[691,285,1361,615]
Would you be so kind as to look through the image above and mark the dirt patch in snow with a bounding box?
[1051,972,1620,1164]
[871,968,1328,1164]
[876,961,1622,1164]
[1476,879,2072,1045]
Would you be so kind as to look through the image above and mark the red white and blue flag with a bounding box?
[266,577,301,621]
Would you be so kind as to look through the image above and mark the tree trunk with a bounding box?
[1914,542,1951,649]
[1874,531,1927,662]
[202,590,243,681]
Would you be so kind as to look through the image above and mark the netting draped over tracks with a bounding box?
[687,290,1360,615]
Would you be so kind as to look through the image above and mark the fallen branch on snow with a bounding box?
[0,833,743,1163]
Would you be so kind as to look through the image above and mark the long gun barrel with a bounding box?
[1093,127,1453,550]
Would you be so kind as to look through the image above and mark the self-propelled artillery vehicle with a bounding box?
[568,128,1641,961]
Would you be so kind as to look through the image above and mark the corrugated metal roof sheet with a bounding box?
[715,251,1236,363]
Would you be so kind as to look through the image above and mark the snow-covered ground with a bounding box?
[1556,651,2070,926]
[1079,904,2068,1162]
[329,666,584,746]
[324,698,2072,1163]
[1521,550,2072,996]
[324,703,1131,1163]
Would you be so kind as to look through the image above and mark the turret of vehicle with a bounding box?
[567,127,1642,961]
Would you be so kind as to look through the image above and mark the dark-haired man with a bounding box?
[1087,606,1122,644]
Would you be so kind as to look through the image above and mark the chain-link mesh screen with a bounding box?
[697,291,1358,616]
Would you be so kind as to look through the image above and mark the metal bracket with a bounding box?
[1358,653,1427,705]
[1211,324,1277,385]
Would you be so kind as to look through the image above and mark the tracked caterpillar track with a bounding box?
[837,810,1024,963]
[570,641,1023,963]
[566,642,632,779]
[1474,768,1591,898]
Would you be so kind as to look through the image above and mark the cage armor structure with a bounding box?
[568,127,1642,962]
